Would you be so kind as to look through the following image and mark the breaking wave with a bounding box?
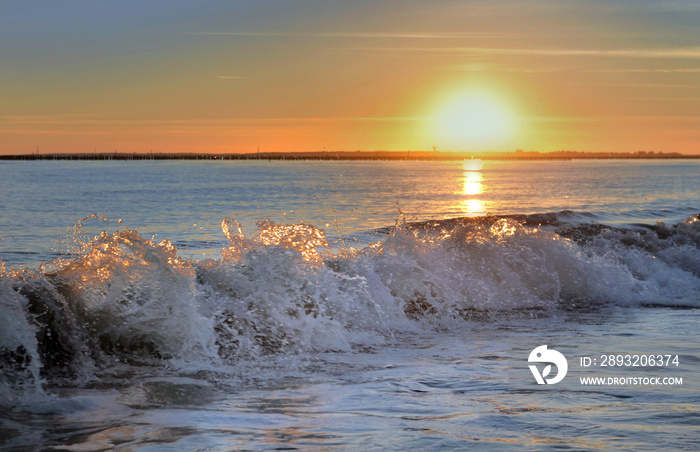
[2,211,699,405]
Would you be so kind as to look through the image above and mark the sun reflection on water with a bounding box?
[462,198,485,216]
[463,171,483,196]
[461,160,486,216]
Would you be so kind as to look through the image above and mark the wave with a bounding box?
[1,211,699,405]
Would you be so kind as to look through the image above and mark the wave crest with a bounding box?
[1,212,698,404]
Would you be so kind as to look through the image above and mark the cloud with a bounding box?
[586,68,700,73]
[452,64,700,74]
[395,46,700,59]
[558,82,698,88]
[191,31,513,40]
[0,115,419,128]
[527,115,700,123]
[624,97,700,101]
[193,31,700,62]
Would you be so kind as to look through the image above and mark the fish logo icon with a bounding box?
[528,345,568,385]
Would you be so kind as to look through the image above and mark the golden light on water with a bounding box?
[462,198,485,216]
[461,159,486,216]
[463,159,484,172]
[463,170,484,196]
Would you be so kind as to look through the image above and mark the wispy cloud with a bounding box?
[585,68,700,73]
[624,97,700,101]
[558,82,699,88]
[193,31,700,62]
[1,115,419,128]
[456,64,700,74]
[527,115,700,123]
[386,46,700,59]
[191,31,515,39]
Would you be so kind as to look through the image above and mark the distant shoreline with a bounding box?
[1,150,698,161]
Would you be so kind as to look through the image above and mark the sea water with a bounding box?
[0,159,698,450]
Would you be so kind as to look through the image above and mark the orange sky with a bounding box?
[1,1,699,155]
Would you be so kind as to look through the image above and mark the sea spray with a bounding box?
[53,229,220,368]
[1,212,699,406]
[198,217,399,360]
[0,264,47,405]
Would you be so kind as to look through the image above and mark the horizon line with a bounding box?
[2,149,698,161]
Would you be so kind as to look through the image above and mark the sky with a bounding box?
[1,0,699,155]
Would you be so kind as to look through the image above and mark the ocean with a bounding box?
[1,159,698,450]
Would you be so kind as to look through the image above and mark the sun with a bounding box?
[429,88,519,151]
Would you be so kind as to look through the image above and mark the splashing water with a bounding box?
[2,211,699,408]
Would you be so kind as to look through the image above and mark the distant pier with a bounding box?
[0,150,696,161]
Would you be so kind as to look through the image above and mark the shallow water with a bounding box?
[1,159,699,450]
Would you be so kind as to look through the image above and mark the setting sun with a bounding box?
[429,88,520,151]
